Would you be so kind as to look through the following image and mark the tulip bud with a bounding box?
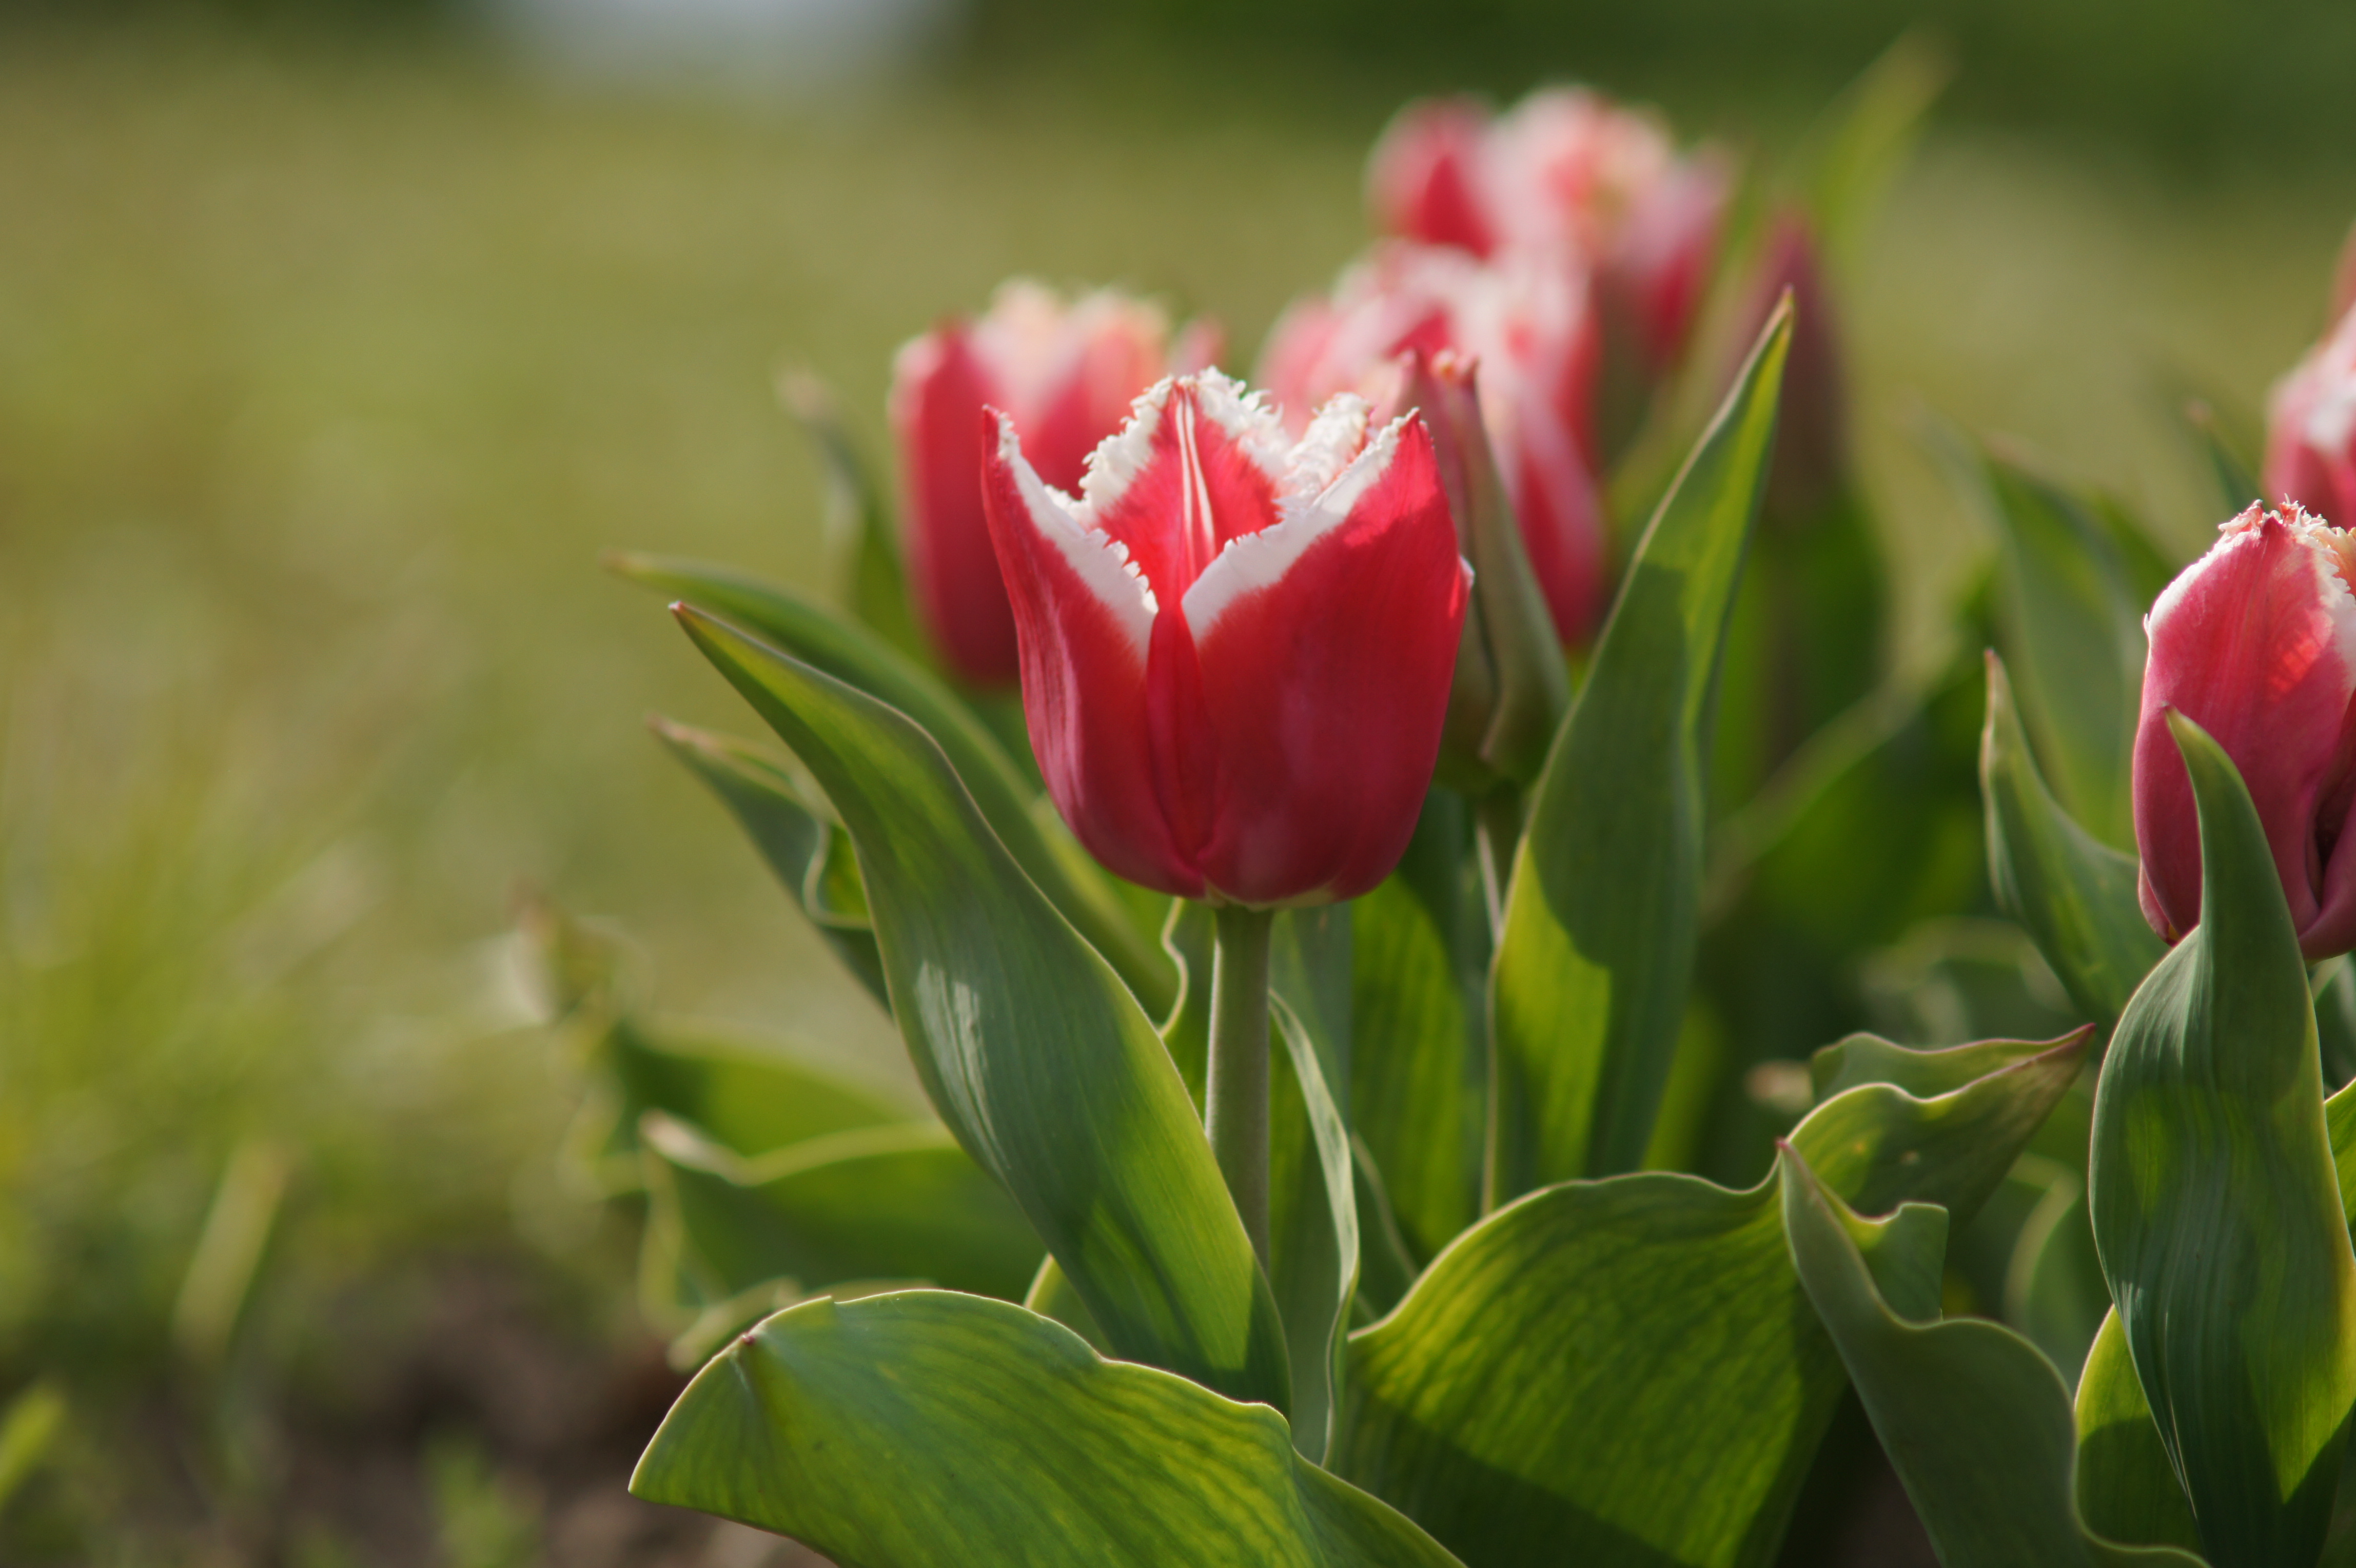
[2263,298,2356,528]
[1735,211,1848,528]
[2133,503,2356,959]
[980,371,1471,907]
[1375,350,1569,789]
[889,282,1214,687]
[1258,242,1607,645]
[1365,87,1728,386]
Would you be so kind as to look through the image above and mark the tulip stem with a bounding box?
[1206,902,1276,1268]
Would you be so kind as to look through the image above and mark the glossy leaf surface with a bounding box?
[1981,651,2162,1024]
[1339,1031,2085,1567]
[677,607,1288,1409]
[1489,306,1790,1195]
[634,1291,1463,1568]
[2089,714,2356,1568]
[1781,1148,2206,1566]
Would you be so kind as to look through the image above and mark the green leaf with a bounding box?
[1489,305,1791,1195]
[2076,1308,2204,1552]
[1338,1029,2087,1567]
[616,554,1175,1018]
[633,1291,1464,1567]
[1810,1027,2086,1102]
[2329,1077,2356,1223]
[641,1114,1040,1306]
[776,367,934,673]
[2089,713,2356,1568]
[1974,448,2147,850]
[1269,996,1358,1462]
[1353,793,1484,1263]
[2005,1162,2110,1391]
[1780,1146,2207,1567]
[1981,651,2165,1024]
[601,1015,906,1163]
[675,607,1288,1410]
[651,717,887,1005]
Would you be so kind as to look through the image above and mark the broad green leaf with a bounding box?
[1781,1148,2207,1566]
[1982,650,2164,1023]
[1489,306,1791,1195]
[652,718,886,1005]
[617,554,1175,1017]
[2005,1163,2110,1391]
[1338,1029,2086,1568]
[1351,1140,1421,1317]
[1353,794,1483,1263]
[1811,1027,2086,1102]
[1975,448,2146,849]
[676,608,1288,1409]
[641,1114,1039,1306]
[1270,997,1358,1463]
[2089,714,2356,1568]
[2076,1308,2204,1552]
[778,366,933,674]
[632,1291,1464,1567]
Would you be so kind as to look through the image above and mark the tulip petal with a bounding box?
[889,326,1023,684]
[2135,507,2356,949]
[1079,375,1292,602]
[1182,418,1471,904]
[983,412,1199,896]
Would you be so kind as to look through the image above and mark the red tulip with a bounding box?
[889,282,1215,687]
[2264,299,2356,528]
[1366,88,1728,378]
[1259,242,1606,644]
[979,371,1471,906]
[2134,503,2356,958]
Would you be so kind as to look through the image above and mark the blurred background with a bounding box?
[3,0,2353,1560]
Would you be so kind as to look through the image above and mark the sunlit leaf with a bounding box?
[2089,714,2356,1568]
[1781,1146,2207,1566]
[632,1291,1464,1568]
[1489,305,1790,1195]
[618,554,1175,1016]
[1338,1029,2085,1567]
[676,608,1287,1409]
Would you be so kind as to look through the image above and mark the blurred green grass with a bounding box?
[1,14,2353,1556]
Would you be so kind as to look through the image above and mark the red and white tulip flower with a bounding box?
[2135,503,2356,958]
[980,370,1470,907]
[1259,242,1605,645]
[1366,88,1727,379]
[890,282,1214,687]
[2264,300,2356,530]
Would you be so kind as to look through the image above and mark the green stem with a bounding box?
[1205,903,1276,1267]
